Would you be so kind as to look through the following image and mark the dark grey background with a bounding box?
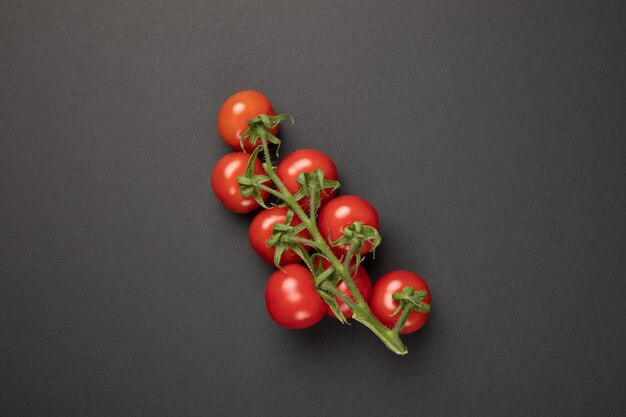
[1,1,625,416]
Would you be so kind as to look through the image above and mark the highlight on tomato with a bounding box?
[217,90,278,152]
[369,270,431,334]
[249,206,311,266]
[211,152,269,213]
[317,195,380,255]
[276,149,338,209]
[265,264,326,329]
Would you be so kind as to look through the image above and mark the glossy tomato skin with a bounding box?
[249,206,311,266]
[369,271,431,335]
[317,259,372,319]
[276,149,338,209]
[317,195,380,255]
[211,152,269,213]
[217,90,278,152]
[265,264,325,329]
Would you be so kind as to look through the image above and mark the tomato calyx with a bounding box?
[391,286,431,315]
[236,145,271,208]
[332,221,382,254]
[275,168,341,213]
[390,286,431,334]
[240,113,293,154]
[267,221,314,269]
[264,207,318,269]
[293,169,341,209]
[330,221,381,272]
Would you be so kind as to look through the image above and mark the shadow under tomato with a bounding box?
[273,316,350,355]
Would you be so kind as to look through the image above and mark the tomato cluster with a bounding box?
[212,90,431,344]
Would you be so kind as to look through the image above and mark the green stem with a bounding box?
[258,184,286,201]
[258,137,407,355]
[309,183,318,224]
[320,281,357,310]
[392,304,413,335]
[337,240,367,306]
[343,241,355,271]
[287,237,321,250]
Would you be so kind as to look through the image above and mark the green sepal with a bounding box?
[252,192,269,209]
[271,246,286,269]
[291,244,314,271]
[266,223,293,248]
[295,169,323,195]
[240,114,293,154]
[330,221,382,257]
[311,254,342,286]
[243,145,262,178]
[237,145,269,208]
[318,290,348,324]
[291,223,307,235]
[237,175,270,208]
[267,215,311,268]
[391,286,431,316]
[290,189,307,205]
[294,169,341,209]
[314,266,335,287]
[310,252,327,275]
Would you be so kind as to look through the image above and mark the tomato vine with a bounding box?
[232,113,430,354]
[213,90,431,354]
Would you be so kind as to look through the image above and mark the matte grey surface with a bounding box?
[1,1,625,416]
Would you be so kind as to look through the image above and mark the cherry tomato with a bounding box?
[211,152,269,213]
[265,264,325,329]
[249,206,311,266]
[276,149,338,209]
[317,258,372,319]
[317,195,380,255]
[369,271,431,334]
[217,90,278,152]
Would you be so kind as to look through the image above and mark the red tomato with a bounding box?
[265,264,325,329]
[276,149,338,209]
[317,259,372,319]
[249,206,311,266]
[369,271,431,334]
[211,152,269,213]
[317,195,380,255]
[217,90,278,152]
